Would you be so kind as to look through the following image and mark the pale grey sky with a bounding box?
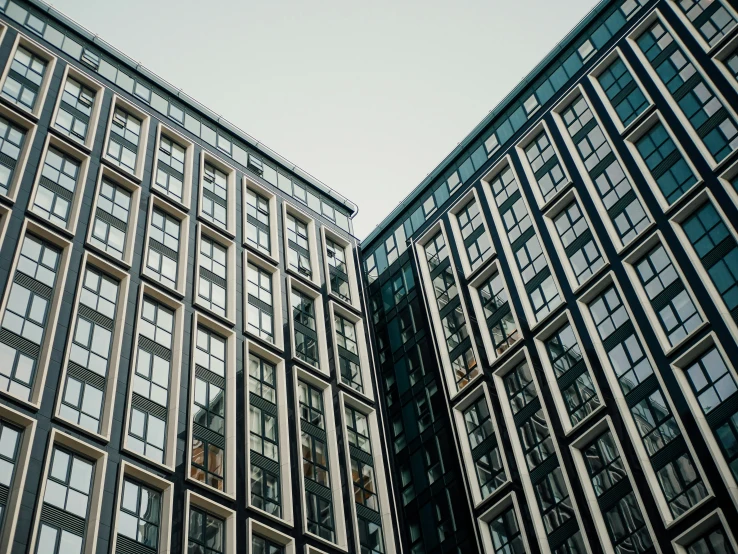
[49,0,599,239]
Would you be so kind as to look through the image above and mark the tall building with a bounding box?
[360,0,738,553]
[0,1,400,554]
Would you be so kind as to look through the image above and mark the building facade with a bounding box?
[0,1,400,554]
[360,0,738,553]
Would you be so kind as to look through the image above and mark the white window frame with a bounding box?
[27,132,90,236]
[666,0,738,54]
[718,156,738,207]
[182,490,236,554]
[243,176,279,264]
[53,251,130,441]
[0,218,72,408]
[477,493,533,554]
[713,33,738,93]
[0,102,37,204]
[672,509,738,553]
[248,519,296,554]
[49,64,104,151]
[287,275,330,377]
[102,94,150,182]
[141,194,189,297]
[194,223,237,325]
[198,150,236,238]
[121,283,185,472]
[0,204,10,252]
[151,122,194,211]
[0,33,57,120]
[330,301,373,402]
[446,186,495,279]
[320,226,362,312]
[283,202,321,289]
[244,250,284,351]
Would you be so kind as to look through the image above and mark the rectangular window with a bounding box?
[106,106,142,175]
[154,134,186,203]
[116,478,160,550]
[53,73,96,144]
[684,523,736,553]
[523,130,569,203]
[246,262,274,343]
[188,507,225,554]
[246,187,271,255]
[198,235,228,318]
[201,162,229,230]
[59,265,119,435]
[476,269,519,357]
[248,353,281,517]
[560,94,650,247]
[487,505,526,554]
[681,201,738,327]
[326,237,351,302]
[253,535,285,554]
[298,380,335,541]
[1,44,48,112]
[456,197,493,273]
[636,21,738,165]
[145,202,184,293]
[551,196,605,287]
[0,113,28,198]
[0,234,60,402]
[587,283,708,517]
[335,314,362,393]
[581,431,655,553]
[673,0,737,48]
[292,288,319,368]
[463,396,506,499]
[634,120,697,205]
[88,169,140,265]
[286,212,312,278]
[31,143,84,232]
[597,56,650,127]
[0,419,21,530]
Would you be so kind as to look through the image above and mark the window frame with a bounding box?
[102,94,150,182]
[53,251,130,441]
[0,33,56,119]
[451,382,511,508]
[533,310,606,435]
[141,194,189,297]
[27,133,90,236]
[0,102,37,204]
[49,64,103,151]
[151,122,194,211]
[287,276,330,376]
[542,187,609,292]
[85,165,142,268]
[182,490,236,554]
[718,156,738,207]
[0,403,35,553]
[121,284,185,472]
[108,461,174,554]
[622,230,707,354]
[447,187,495,279]
[197,150,236,238]
[186,311,237,500]
[245,340,293,526]
[713,32,738,93]
[672,511,738,553]
[476,493,533,554]
[292,368,348,551]
[330,301,373,401]
[577,271,714,525]
[194,223,237,325]
[283,202,321,289]
[0,219,72,408]
[243,250,283,350]
[248,519,296,554]
[244,176,279,264]
[321,226,362,312]
[27,429,107,554]
[666,0,738,54]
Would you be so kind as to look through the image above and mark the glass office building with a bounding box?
[0,1,399,554]
[360,0,738,552]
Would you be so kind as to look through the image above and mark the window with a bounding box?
[1,45,47,112]
[59,267,118,434]
[188,507,224,554]
[457,198,492,272]
[191,327,227,491]
[634,121,697,205]
[54,75,95,142]
[89,177,132,261]
[146,208,180,291]
[298,380,335,541]
[682,202,738,327]
[154,134,186,203]
[335,314,362,393]
[128,297,174,464]
[0,420,21,527]
[463,396,505,499]
[524,130,568,203]
[488,507,526,554]
[32,146,81,229]
[0,115,26,197]
[116,479,160,549]
[292,289,319,368]
[247,263,274,343]
[345,406,386,554]
[587,284,708,517]
[198,235,228,318]
[674,0,737,48]
[561,93,650,247]
[636,21,738,164]
[552,199,605,286]
[246,188,271,255]
[633,244,702,347]
[287,213,312,278]
[106,106,142,174]
[36,447,94,554]
[478,271,519,356]
[326,238,351,302]
[201,162,228,230]
[598,57,649,127]
[248,354,281,517]
[686,524,735,554]
[0,234,60,401]
[582,431,654,553]
[252,535,284,554]
[544,322,601,426]
[515,235,561,320]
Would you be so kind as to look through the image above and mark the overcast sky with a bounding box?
[49,0,600,239]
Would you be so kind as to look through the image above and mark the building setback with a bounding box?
[360,0,738,552]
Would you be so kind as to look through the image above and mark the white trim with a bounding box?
[476,493,534,554]
[243,250,284,351]
[193,222,237,325]
[248,519,296,554]
[243,176,280,265]
[321,225,362,312]
[0,101,37,204]
[0,32,57,120]
[183,490,236,554]
[283,201,322,289]
[287,275,331,377]
[446,187,495,278]
[671,509,738,552]
[49,63,104,151]
[197,150,237,238]
[101,94,151,182]
[665,0,738,54]
[150,122,194,211]
[330,300,374,402]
